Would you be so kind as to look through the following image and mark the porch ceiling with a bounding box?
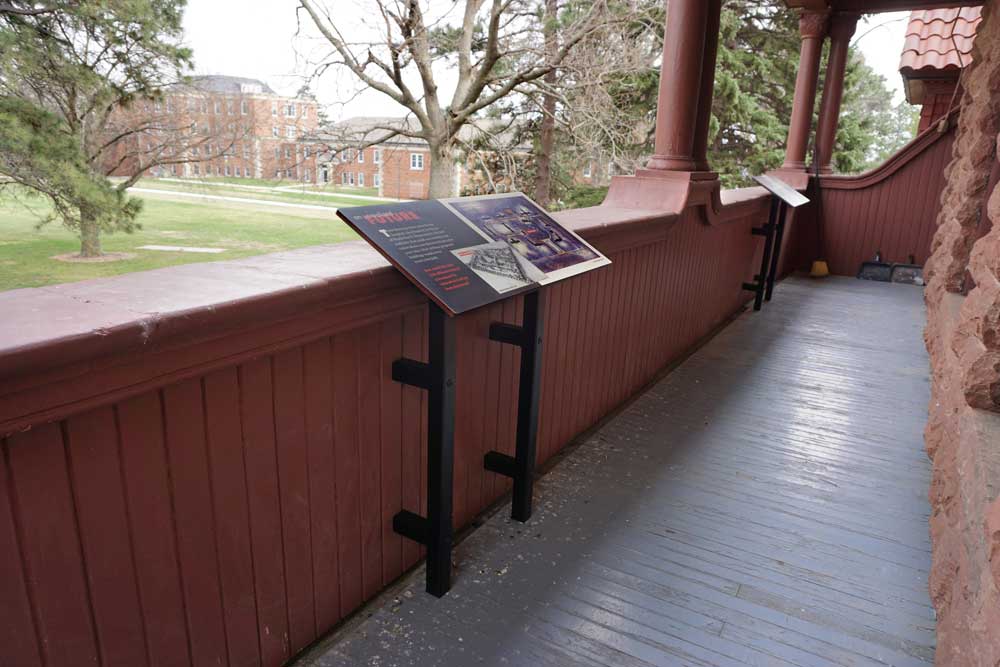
[785,0,982,13]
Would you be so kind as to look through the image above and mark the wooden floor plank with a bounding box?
[295,277,935,667]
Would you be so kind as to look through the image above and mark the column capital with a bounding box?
[829,12,860,42]
[799,10,829,39]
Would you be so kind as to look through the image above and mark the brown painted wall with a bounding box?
[0,193,766,667]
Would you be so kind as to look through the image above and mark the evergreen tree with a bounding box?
[0,0,191,256]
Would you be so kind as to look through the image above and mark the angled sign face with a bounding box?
[337,193,611,315]
[754,175,810,208]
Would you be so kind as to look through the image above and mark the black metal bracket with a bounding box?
[484,289,545,523]
[391,303,455,598]
[742,197,787,311]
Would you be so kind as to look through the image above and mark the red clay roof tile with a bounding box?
[899,6,982,74]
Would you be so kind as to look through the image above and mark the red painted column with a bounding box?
[646,0,711,172]
[692,0,723,172]
[816,13,860,174]
[781,10,829,171]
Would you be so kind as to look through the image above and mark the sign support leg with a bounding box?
[765,201,788,302]
[484,289,545,522]
[743,197,779,311]
[391,303,455,597]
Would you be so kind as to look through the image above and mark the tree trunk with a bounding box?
[427,141,457,199]
[534,0,559,207]
[79,213,102,257]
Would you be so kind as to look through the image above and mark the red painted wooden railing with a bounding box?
[0,189,768,667]
[781,114,957,277]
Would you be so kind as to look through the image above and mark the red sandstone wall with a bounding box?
[922,3,1000,664]
[0,195,767,667]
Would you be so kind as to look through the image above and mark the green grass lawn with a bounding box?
[0,191,358,291]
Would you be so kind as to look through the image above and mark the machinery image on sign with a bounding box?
[444,194,607,283]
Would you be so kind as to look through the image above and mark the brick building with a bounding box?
[319,117,529,199]
[105,75,321,182]
[899,7,982,132]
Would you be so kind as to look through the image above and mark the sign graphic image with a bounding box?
[337,193,610,315]
[443,194,608,283]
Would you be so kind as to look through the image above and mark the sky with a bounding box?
[181,2,914,120]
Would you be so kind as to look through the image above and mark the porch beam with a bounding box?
[816,12,860,174]
[781,10,829,171]
[646,0,712,172]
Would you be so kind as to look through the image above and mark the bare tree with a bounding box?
[532,0,558,206]
[298,0,611,198]
[0,1,246,257]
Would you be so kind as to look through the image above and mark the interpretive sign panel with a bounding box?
[754,175,810,208]
[337,193,610,315]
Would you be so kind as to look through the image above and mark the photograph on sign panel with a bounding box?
[444,194,610,284]
[451,241,543,294]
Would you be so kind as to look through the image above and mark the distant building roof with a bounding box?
[899,7,982,103]
[187,75,277,96]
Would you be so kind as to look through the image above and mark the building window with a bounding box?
[286,126,295,139]
[373,148,381,164]
[193,164,200,175]
[607,162,614,176]
[276,170,281,178]
[192,146,200,156]
[241,100,249,114]
[303,146,310,158]
[242,145,250,159]
[271,101,277,116]
[410,153,424,170]
[304,168,310,181]
[358,172,365,186]
[186,97,196,111]
[227,100,234,114]
[214,101,221,114]
[285,103,296,117]
[582,162,592,178]
[349,172,355,185]
[284,147,292,158]
[201,99,208,113]
[224,165,231,176]
[358,149,365,164]
[342,172,349,185]
[301,106,308,119]
[373,173,381,187]
[272,126,279,137]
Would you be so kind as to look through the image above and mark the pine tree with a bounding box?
[0,1,191,256]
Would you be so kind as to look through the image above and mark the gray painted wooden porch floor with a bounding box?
[298,276,935,667]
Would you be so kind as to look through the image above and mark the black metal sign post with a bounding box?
[743,175,810,310]
[391,303,456,598]
[484,288,545,522]
[765,200,789,303]
[743,197,780,311]
[336,193,611,597]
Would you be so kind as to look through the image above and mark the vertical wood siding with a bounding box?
[0,210,761,667]
[812,127,955,277]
